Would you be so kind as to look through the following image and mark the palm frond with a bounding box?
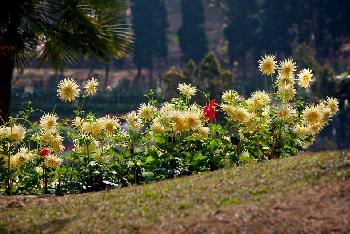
[9,0,132,69]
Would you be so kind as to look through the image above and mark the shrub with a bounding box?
[0,55,339,195]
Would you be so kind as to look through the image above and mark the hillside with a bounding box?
[1,151,350,233]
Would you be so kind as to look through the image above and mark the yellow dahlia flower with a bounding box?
[99,115,120,134]
[326,97,339,115]
[138,103,156,120]
[0,127,9,141]
[224,105,250,124]
[277,84,296,103]
[126,111,142,130]
[222,90,239,104]
[222,104,235,117]
[0,126,9,139]
[198,126,210,137]
[10,154,25,170]
[258,54,277,76]
[39,130,65,153]
[303,105,322,125]
[317,103,332,125]
[178,83,197,99]
[276,73,295,87]
[277,105,296,122]
[308,123,323,135]
[8,124,26,143]
[51,142,65,153]
[44,155,62,169]
[279,59,297,78]
[40,113,58,131]
[15,147,35,161]
[84,78,99,96]
[57,78,80,102]
[298,68,313,88]
[247,91,270,112]
[151,122,165,134]
[82,121,103,137]
[73,117,83,130]
[183,111,201,130]
[170,112,187,133]
[294,124,312,137]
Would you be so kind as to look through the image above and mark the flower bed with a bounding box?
[0,55,339,195]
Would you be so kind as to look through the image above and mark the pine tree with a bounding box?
[162,67,187,99]
[131,0,153,74]
[290,0,350,58]
[184,60,199,85]
[259,0,294,55]
[200,53,233,98]
[314,0,350,58]
[131,0,169,75]
[224,0,258,64]
[161,53,234,100]
[178,0,208,62]
[152,0,169,59]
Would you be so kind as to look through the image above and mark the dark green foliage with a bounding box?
[150,124,231,178]
[0,0,131,122]
[161,67,188,100]
[292,43,322,73]
[0,0,131,68]
[131,0,169,72]
[161,53,234,100]
[178,0,208,62]
[10,83,148,119]
[296,0,350,58]
[259,0,294,55]
[224,0,258,64]
[200,53,222,84]
[221,0,350,61]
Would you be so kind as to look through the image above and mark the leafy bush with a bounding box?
[0,55,339,195]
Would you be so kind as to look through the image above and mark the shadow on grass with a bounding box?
[0,217,73,234]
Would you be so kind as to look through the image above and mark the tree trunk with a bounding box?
[104,63,110,91]
[0,44,14,124]
[137,66,142,77]
[149,67,154,88]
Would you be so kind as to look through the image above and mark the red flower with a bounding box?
[203,100,219,122]
[40,147,51,158]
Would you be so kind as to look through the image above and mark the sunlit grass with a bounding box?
[1,151,349,233]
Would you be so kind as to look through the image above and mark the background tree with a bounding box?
[184,60,199,85]
[161,53,234,100]
[200,53,221,92]
[131,0,168,77]
[161,67,188,100]
[0,0,131,122]
[313,0,350,58]
[178,0,208,63]
[223,0,258,76]
[200,53,233,98]
[259,0,293,55]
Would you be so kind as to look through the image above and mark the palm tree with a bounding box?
[0,0,132,123]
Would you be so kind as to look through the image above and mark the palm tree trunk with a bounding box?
[0,44,14,124]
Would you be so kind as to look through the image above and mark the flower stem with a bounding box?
[43,166,48,194]
[6,154,12,195]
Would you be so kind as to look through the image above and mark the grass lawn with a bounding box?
[1,151,350,233]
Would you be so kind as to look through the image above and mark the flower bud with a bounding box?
[40,147,51,157]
